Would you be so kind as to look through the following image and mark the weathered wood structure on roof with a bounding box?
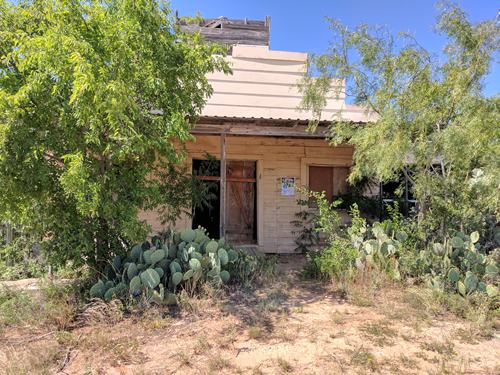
[178,16,270,47]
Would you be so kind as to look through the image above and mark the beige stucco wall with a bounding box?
[139,135,354,253]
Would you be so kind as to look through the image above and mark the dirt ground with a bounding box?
[1,255,499,375]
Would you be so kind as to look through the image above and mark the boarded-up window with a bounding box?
[308,166,349,205]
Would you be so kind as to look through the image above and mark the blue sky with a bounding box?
[170,0,499,97]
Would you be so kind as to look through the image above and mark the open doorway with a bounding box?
[191,158,257,244]
[192,159,220,238]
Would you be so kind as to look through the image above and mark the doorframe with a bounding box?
[188,152,263,248]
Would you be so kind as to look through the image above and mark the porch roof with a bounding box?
[192,115,364,138]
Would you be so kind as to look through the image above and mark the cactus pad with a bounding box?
[218,248,229,266]
[150,249,165,265]
[172,272,183,286]
[485,264,498,275]
[180,229,196,243]
[140,269,161,289]
[183,269,194,280]
[90,280,106,298]
[205,240,218,253]
[154,267,165,279]
[450,236,464,249]
[127,263,138,280]
[104,287,116,301]
[143,249,153,265]
[170,261,181,274]
[129,276,142,296]
[130,244,142,261]
[464,272,478,292]
[228,249,239,263]
[189,258,202,271]
[190,251,203,261]
[447,267,460,283]
[220,270,230,283]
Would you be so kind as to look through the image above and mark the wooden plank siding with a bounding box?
[200,45,377,123]
[139,135,354,254]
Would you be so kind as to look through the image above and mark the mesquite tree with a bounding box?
[301,3,499,237]
[0,0,229,271]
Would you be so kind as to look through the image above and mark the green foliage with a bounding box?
[301,192,499,304]
[304,189,343,244]
[300,3,499,236]
[313,238,358,282]
[298,188,358,280]
[0,281,79,331]
[291,198,320,254]
[0,0,230,273]
[0,225,47,280]
[88,226,258,305]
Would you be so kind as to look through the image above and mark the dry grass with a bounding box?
[208,354,232,372]
[247,325,264,340]
[0,282,78,332]
[1,341,63,375]
[194,335,212,354]
[0,257,498,375]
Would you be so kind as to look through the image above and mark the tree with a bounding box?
[0,0,230,272]
[301,2,499,237]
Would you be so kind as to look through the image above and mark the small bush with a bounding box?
[313,238,358,282]
[0,281,79,331]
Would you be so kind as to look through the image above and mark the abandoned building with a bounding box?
[140,17,379,253]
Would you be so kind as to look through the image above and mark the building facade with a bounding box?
[140,18,375,253]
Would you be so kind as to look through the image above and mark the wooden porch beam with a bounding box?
[192,123,330,138]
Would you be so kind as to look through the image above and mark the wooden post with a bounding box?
[220,132,227,239]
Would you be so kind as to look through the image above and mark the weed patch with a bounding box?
[277,357,293,373]
[348,346,379,372]
[361,319,398,346]
[420,339,456,358]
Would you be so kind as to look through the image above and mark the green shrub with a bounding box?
[300,191,499,307]
[313,238,358,282]
[0,281,78,330]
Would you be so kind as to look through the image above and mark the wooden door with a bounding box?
[225,161,257,244]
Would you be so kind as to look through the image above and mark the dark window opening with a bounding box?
[380,170,416,217]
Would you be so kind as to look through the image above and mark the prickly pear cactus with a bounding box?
[218,248,229,266]
[87,226,257,304]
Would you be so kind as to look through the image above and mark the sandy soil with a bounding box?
[1,256,499,375]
